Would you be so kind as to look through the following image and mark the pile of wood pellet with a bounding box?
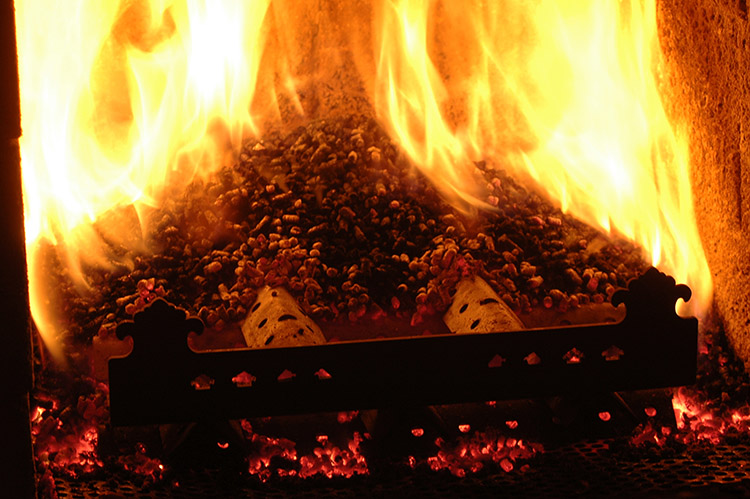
[37,115,648,349]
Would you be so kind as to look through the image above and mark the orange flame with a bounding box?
[371,0,711,315]
[16,0,712,358]
[17,1,274,247]
[15,0,285,359]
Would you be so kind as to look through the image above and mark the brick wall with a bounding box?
[657,0,750,366]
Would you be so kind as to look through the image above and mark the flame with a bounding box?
[15,0,287,358]
[371,0,711,315]
[16,0,712,357]
[16,1,276,245]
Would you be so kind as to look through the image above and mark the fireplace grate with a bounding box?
[109,268,697,426]
[52,439,750,498]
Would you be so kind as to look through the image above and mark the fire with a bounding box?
[371,0,711,315]
[16,1,276,246]
[418,430,541,477]
[669,386,750,444]
[15,0,711,356]
[15,0,286,357]
[241,420,368,481]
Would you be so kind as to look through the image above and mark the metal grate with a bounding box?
[53,439,750,498]
[108,269,697,426]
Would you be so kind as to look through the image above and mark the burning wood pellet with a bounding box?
[27,114,750,493]
[18,0,750,489]
[39,116,648,354]
[27,114,664,493]
[415,428,542,477]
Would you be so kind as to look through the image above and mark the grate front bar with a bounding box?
[109,268,697,426]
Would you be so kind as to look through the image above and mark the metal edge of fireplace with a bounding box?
[0,1,35,497]
[108,267,698,426]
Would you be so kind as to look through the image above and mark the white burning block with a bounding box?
[444,276,524,334]
[242,286,326,348]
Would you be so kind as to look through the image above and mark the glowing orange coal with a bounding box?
[15,0,711,356]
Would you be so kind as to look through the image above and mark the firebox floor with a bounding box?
[51,438,750,498]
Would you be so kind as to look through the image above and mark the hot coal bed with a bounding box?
[6,4,750,499]
[21,116,750,499]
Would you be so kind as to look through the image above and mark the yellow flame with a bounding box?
[16,0,713,360]
[372,0,711,315]
[17,1,274,243]
[16,0,277,359]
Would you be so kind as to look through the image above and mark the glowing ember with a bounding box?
[602,345,625,362]
[31,379,166,495]
[117,445,165,483]
[231,371,257,388]
[31,382,107,479]
[630,421,670,447]
[125,278,167,316]
[668,387,750,445]
[240,420,368,481]
[337,411,359,424]
[14,0,742,487]
[190,374,215,390]
[31,405,44,424]
[563,348,584,364]
[298,432,368,479]
[242,420,298,482]
[524,352,542,366]
[418,429,542,477]
[628,386,750,448]
[488,354,506,368]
